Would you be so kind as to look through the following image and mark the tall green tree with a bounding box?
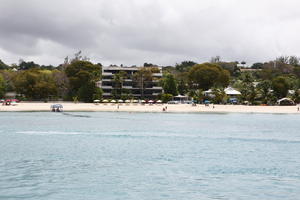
[212,88,227,104]
[132,68,153,99]
[65,60,101,102]
[162,73,178,96]
[175,61,197,72]
[112,71,127,99]
[257,80,273,104]
[0,74,5,98]
[272,76,290,98]
[188,89,204,103]
[18,60,40,70]
[187,63,230,90]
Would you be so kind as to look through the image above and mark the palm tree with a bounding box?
[212,87,227,104]
[257,80,272,104]
[113,71,127,99]
[188,89,204,103]
[132,68,152,99]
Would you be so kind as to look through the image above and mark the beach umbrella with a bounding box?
[102,99,108,103]
[156,100,162,103]
[118,100,124,103]
[141,100,146,103]
[133,100,139,103]
[148,100,154,104]
[125,100,131,103]
[110,100,116,103]
[93,100,100,103]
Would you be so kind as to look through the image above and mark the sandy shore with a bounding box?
[0,102,300,114]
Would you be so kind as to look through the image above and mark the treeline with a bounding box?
[0,53,102,102]
[1,54,300,104]
[161,56,300,104]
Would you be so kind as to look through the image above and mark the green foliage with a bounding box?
[65,60,101,102]
[217,62,240,76]
[77,81,102,102]
[188,89,204,103]
[272,76,290,98]
[161,93,173,103]
[257,80,273,104]
[0,74,5,98]
[162,73,178,96]
[132,68,153,98]
[212,88,227,104]
[251,63,263,69]
[0,60,9,70]
[175,61,197,72]
[188,63,230,90]
[112,71,127,99]
[14,69,57,100]
[18,61,40,70]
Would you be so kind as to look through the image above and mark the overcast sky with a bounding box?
[1,0,300,66]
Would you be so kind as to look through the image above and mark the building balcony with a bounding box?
[152,93,160,96]
[145,86,163,90]
[122,86,133,89]
[103,93,111,96]
[102,72,113,76]
[101,86,113,89]
[102,79,112,82]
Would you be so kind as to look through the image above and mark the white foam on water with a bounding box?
[17,131,82,135]
[15,131,300,143]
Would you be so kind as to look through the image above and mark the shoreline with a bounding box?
[0,102,300,114]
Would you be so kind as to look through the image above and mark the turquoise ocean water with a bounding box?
[0,112,300,200]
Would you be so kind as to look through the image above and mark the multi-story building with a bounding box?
[99,66,163,99]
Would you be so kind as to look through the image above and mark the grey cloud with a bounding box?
[0,0,300,66]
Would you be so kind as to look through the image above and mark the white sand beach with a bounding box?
[1,102,300,114]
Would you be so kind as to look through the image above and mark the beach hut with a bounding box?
[225,87,241,104]
[225,87,241,96]
[173,95,189,104]
[277,98,295,106]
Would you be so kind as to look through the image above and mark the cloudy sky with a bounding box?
[0,0,300,66]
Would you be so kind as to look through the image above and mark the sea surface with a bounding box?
[0,112,300,200]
